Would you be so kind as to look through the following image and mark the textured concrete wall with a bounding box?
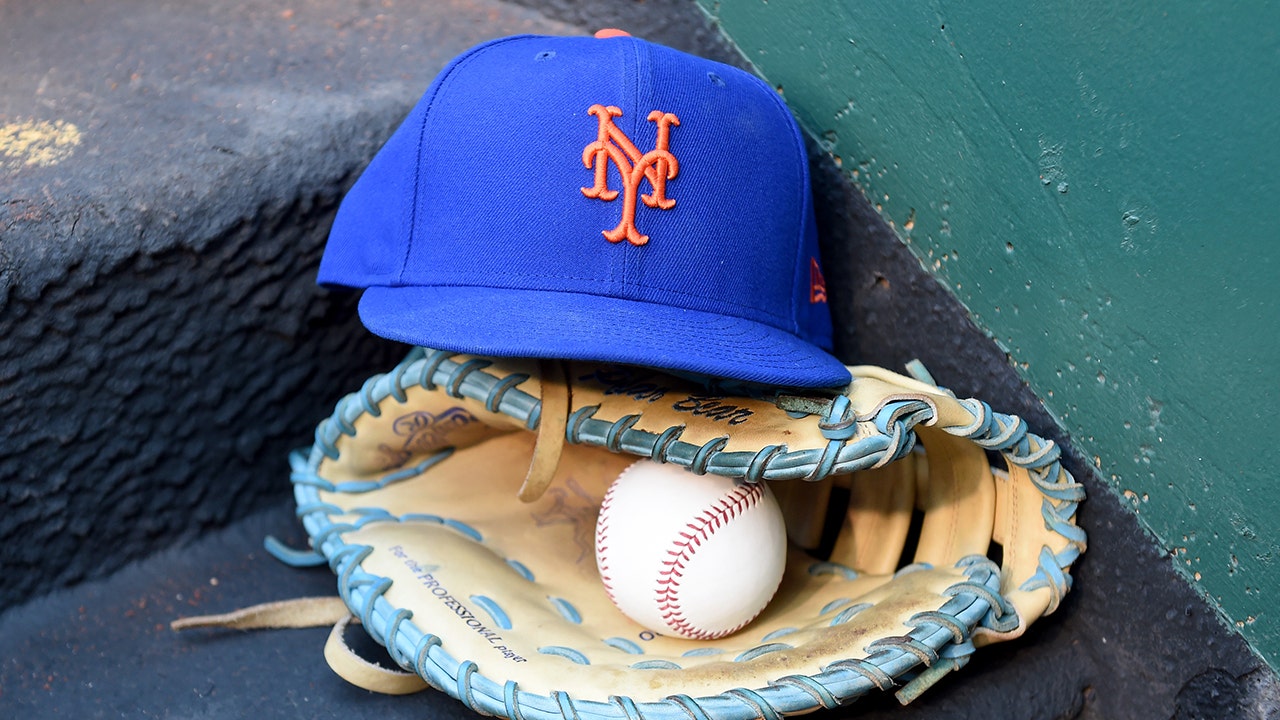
[0,0,574,608]
[1,187,391,605]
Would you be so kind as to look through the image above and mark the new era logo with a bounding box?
[581,104,680,246]
[810,258,828,304]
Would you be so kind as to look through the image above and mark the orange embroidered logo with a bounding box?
[581,104,680,246]
[810,258,828,304]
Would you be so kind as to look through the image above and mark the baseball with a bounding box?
[595,460,787,640]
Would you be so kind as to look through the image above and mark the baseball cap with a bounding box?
[319,31,851,388]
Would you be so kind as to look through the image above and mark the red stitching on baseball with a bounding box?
[654,483,765,640]
[596,479,621,607]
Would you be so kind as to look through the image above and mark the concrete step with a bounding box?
[0,0,577,609]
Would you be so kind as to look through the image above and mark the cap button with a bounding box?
[593,28,631,39]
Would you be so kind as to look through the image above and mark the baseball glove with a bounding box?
[176,346,1085,718]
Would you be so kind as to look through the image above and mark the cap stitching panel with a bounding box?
[400,35,538,284]
[780,90,811,338]
[790,121,812,338]
[748,71,812,337]
[622,37,645,292]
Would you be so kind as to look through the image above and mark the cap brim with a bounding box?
[356,286,852,389]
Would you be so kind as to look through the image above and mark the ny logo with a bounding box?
[580,104,680,246]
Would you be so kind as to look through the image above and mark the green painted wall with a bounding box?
[698,2,1280,667]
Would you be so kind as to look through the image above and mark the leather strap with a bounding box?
[171,597,430,695]
[324,614,430,695]
[517,359,571,502]
[169,596,349,630]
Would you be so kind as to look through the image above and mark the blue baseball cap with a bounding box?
[319,31,851,388]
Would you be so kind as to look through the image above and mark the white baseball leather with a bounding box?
[594,460,788,640]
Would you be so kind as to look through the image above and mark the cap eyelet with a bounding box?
[535,50,556,62]
[707,72,725,87]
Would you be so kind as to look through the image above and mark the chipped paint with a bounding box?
[1,119,81,170]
